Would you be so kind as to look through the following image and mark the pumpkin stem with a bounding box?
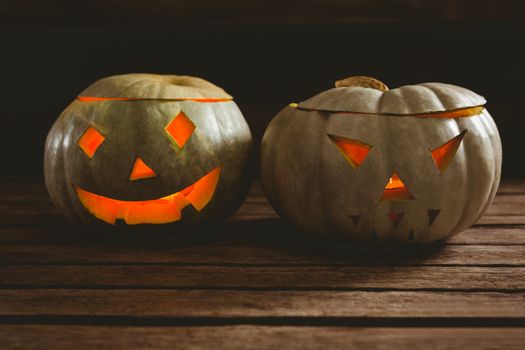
[335,76,389,91]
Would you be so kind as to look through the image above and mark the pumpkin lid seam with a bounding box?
[290,104,486,118]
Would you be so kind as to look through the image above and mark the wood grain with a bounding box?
[447,226,525,244]
[0,289,523,319]
[0,265,523,290]
[2,326,525,350]
[1,180,524,348]
[476,215,525,225]
[1,244,523,266]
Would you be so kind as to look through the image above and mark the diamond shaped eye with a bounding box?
[165,112,195,148]
[328,134,372,168]
[79,126,105,158]
[430,130,467,173]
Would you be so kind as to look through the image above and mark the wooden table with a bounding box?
[1,181,524,349]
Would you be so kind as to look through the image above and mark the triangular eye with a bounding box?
[328,134,372,168]
[430,130,467,173]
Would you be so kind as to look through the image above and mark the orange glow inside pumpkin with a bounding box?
[430,130,467,173]
[292,105,484,119]
[382,173,414,202]
[77,97,231,103]
[78,126,105,158]
[328,134,372,168]
[129,157,157,181]
[165,112,195,148]
[385,173,404,190]
[75,167,221,225]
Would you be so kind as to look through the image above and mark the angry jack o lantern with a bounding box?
[45,74,252,229]
[261,76,501,243]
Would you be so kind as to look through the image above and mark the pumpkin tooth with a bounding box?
[185,167,221,211]
[388,212,404,227]
[428,209,441,226]
[348,215,360,227]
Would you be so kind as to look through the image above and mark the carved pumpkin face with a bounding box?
[261,77,501,243]
[45,74,252,228]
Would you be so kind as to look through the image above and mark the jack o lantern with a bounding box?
[261,76,501,243]
[45,74,252,229]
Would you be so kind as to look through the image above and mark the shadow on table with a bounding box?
[220,219,449,266]
[40,218,448,266]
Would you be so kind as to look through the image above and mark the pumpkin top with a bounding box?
[78,73,232,100]
[298,76,486,115]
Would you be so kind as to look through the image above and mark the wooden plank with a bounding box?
[2,326,525,350]
[477,216,525,225]
[0,183,49,196]
[0,244,523,266]
[484,194,525,215]
[447,226,525,244]
[0,214,67,229]
[1,265,523,290]
[11,211,525,229]
[498,181,525,194]
[1,225,524,246]
[0,289,523,318]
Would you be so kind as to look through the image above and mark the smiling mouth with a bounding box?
[75,167,220,225]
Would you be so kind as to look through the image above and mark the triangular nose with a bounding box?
[381,173,414,202]
[129,157,157,181]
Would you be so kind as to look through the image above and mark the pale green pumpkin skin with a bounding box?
[44,75,252,230]
[261,83,501,243]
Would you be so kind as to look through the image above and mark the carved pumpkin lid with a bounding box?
[78,73,232,100]
[298,76,486,115]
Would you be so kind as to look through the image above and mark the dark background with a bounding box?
[1,0,524,181]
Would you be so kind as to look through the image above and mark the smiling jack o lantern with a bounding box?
[261,76,501,243]
[45,74,252,228]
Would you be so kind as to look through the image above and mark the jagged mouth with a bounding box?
[349,208,442,240]
[75,167,220,225]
